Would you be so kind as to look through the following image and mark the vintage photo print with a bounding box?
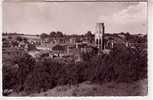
[2,0,148,97]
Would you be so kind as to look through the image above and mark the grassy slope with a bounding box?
[9,79,147,96]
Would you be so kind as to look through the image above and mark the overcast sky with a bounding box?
[3,1,147,35]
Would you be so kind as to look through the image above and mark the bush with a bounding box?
[3,44,147,94]
[79,46,147,83]
[2,51,36,94]
[110,46,147,82]
[23,58,67,93]
[3,65,17,91]
[13,53,36,92]
[23,46,147,93]
[24,63,53,93]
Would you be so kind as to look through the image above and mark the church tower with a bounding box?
[95,23,105,50]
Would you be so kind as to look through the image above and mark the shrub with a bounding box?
[80,46,147,83]
[23,58,67,93]
[2,64,17,91]
[24,63,53,93]
[4,44,147,94]
[2,51,36,95]
[13,53,36,92]
[110,46,147,82]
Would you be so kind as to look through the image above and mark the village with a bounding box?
[2,23,147,63]
[1,0,149,96]
[2,23,148,96]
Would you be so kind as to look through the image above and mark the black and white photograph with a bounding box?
[2,0,148,96]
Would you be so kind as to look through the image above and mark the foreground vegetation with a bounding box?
[3,45,147,96]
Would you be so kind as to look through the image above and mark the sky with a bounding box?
[3,1,147,35]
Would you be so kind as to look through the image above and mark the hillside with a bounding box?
[9,79,147,96]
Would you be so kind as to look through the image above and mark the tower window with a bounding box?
[96,39,98,45]
[99,39,101,45]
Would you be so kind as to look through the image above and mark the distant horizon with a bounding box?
[2,31,147,36]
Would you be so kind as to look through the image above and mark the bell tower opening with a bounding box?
[95,23,105,50]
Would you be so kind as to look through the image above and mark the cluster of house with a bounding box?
[2,32,94,62]
[29,35,96,63]
[2,23,147,63]
[2,33,37,51]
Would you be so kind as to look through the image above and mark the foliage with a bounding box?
[56,31,64,37]
[85,31,94,43]
[49,31,64,38]
[23,37,28,43]
[11,41,18,47]
[110,46,147,82]
[3,43,147,94]
[24,59,66,93]
[3,64,17,91]
[80,47,98,61]
[28,43,36,51]
[40,33,48,40]
[16,36,23,42]
[85,31,93,37]
[8,36,12,40]
[49,31,56,37]
[2,52,36,94]
[2,39,11,48]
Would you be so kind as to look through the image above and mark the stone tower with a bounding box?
[95,23,105,50]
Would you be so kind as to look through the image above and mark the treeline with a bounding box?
[3,45,147,95]
[3,35,37,51]
[40,31,94,39]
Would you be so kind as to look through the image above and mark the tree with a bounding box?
[11,41,18,47]
[56,31,63,37]
[85,31,92,37]
[16,36,23,42]
[14,53,36,92]
[3,39,10,48]
[49,31,64,38]
[3,64,18,92]
[23,37,28,43]
[8,36,12,40]
[120,32,125,35]
[85,31,94,43]
[49,31,56,37]
[23,59,66,93]
[125,32,131,41]
[28,43,36,51]
[143,35,147,43]
[40,33,48,40]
